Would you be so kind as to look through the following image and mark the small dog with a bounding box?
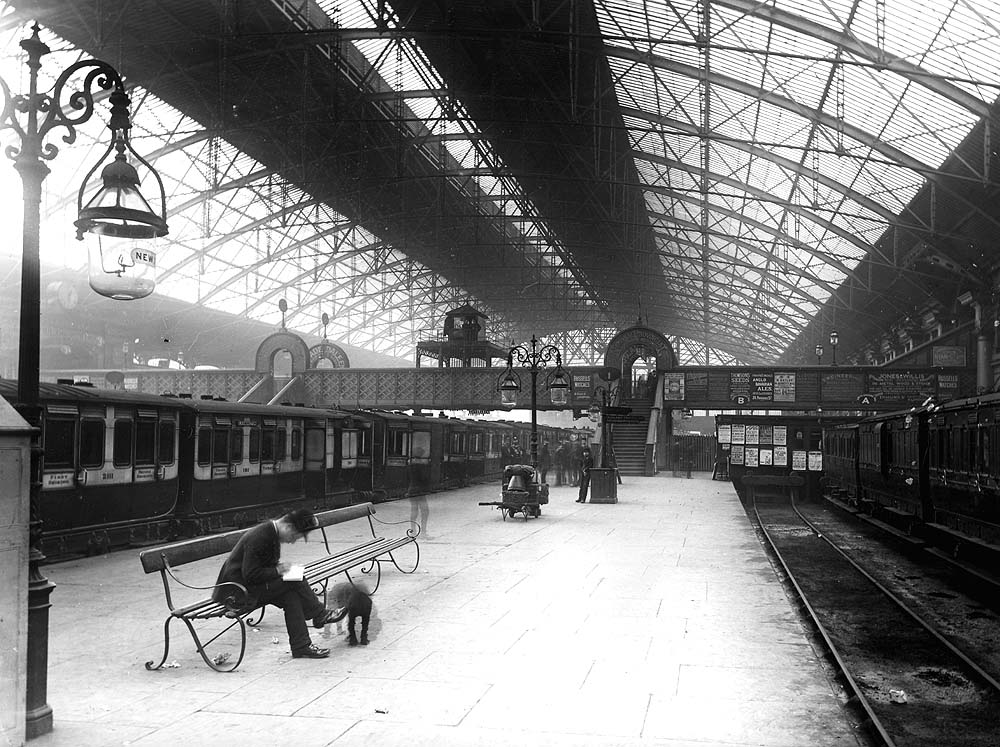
[327,581,374,646]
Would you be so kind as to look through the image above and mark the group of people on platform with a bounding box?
[501,439,595,501]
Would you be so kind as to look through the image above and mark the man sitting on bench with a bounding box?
[212,508,339,659]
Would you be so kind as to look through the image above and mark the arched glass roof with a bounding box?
[2,0,998,367]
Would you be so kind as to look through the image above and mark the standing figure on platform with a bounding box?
[212,509,338,659]
[570,441,584,486]
[409,492,430,539]
[576,447,594,503]
[501,442,512,467]
[539,442,552,484]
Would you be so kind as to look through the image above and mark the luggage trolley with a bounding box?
[479,464,549,520]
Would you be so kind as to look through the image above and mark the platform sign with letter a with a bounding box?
[857,393,877,406]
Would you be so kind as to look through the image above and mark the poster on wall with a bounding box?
[744,447,759,467]
[732,424,746,444]
[791,450,807,470]
[808,451,823,471]
[663,373,685,401]
[773,426,787,446]
[746,425,759,445]
[759,448,773,466]
[717,424,732,444]
[730,445,745,465]
[773,446,788,466]
[773,372,796,402]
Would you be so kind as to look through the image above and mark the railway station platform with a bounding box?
[30,475,861,747]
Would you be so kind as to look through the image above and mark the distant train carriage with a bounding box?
[926,396,1000,550]
[855,407,930,529]
[442,418,469,488]
[485,421,513,476]
[362,410,449,499]
[2,378,589,559]
[466,420,487,481]
[22,380,185,555]
[176,396,356,535]
[822,422,860,504]
[821,395,1000,568]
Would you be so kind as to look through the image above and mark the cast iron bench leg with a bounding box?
[179,615,247,672]
[144,615,176,671]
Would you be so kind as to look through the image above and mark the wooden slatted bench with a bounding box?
[139,502,419,672]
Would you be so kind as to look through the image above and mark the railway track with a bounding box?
[752,496,1000,747]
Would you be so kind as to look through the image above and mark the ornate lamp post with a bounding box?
[1,24,167,738]
[814,343,824,366]
[496,335,569,468]
[829,329,839,366]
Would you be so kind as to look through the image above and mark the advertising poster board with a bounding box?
[663,373,685,401]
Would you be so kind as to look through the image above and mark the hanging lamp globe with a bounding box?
[74,87,168,300]
[498,369,520,408]
[548,367,569,406]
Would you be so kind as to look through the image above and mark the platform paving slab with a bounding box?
[26,475,862,747]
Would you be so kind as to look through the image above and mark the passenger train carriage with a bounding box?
[0,380,588,559]
[823,393,1000,569]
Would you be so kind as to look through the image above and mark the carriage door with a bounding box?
[303,418,327,501]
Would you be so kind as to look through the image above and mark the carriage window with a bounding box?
[212,428,229,466]
[450,431,467,454]
[291,428,301,460]
[978,427,989,473]
[158,421,175,464]
[342,430,359,459]
[231,428,243,463]
[80,419,104,468]
[113,419,134,467]
[471,432,484,454]
[387,429,409,457]
[358,427,372,457]
[412,430,431,460]
[135,419,156,466]
[956,428,967,472]
[197,427,212,465]
[277,428,288,460]
[249,427,261,462]
[305,427,325,461]
[44,417,75,468]
[967,427,977,473]
[261,428,275,461]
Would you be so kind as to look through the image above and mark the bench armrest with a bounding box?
[164,561,247,598]
[369,510,421,539]
[154,559,248,612]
